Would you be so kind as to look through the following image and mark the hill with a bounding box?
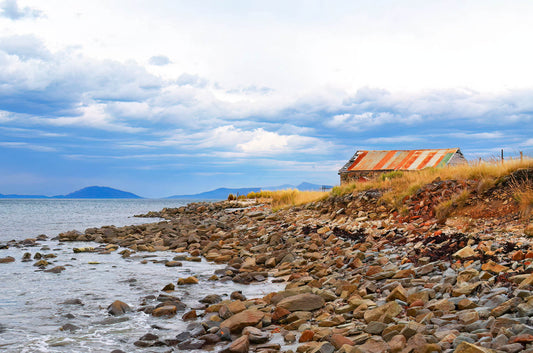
[0,193,49,199]
[166,182,333,200]
[167,187,262,200]
[54,186,142,199]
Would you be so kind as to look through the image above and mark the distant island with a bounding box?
[0,182,332,200]
[0,186,142,199]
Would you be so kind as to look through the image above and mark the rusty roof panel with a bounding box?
[345,148,461,171]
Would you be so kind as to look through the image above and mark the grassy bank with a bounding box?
[333,158,533,212]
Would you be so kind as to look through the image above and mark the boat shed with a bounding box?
[339,148,467,184]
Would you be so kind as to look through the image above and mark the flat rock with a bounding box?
[277,293,325,312]
[220,309,265,333]
[364,301,402,323]
[453,341,496,352]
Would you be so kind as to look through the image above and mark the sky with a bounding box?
[1,0,532,197]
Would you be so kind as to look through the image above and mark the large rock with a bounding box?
[0,256,15,263]
[224,335,249,353]
[364,301,402,323]
[107,300,131,316]
[453,341,496,352]
[220,309,265,333]
[277,293,325,312]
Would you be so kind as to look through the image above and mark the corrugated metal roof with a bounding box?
[344,148,461,171]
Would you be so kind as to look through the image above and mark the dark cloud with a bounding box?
[148,55,171,66]
[0,0,42,20]
[0,36,162,116]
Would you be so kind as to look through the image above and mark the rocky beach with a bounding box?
[2,169,533,353]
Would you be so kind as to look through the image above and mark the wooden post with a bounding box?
[501,149,504,164]
[520,151,523,162]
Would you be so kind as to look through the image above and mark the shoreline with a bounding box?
[2,195,533,353]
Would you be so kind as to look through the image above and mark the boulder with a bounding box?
[178,276,199,285]
[364,301,402,323]
[277,293,325,312]
[225,335,249,353]
[152,305,177,317]
[107,300,131,316]
[220,309,265,333]
[453,341,496,352]
[0,256,15,263]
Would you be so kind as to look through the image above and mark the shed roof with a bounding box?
[339,148,463,173]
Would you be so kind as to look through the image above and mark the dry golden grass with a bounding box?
[333,157,533,209]
[246,189,328,210]
[434,189,470,222]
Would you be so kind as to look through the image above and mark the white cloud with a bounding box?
[148,55,170,66]
[0,141,55,152]
[364,135,424,144]
[523,138,533,147]
[45,104,146,133]
[0,0,42,20]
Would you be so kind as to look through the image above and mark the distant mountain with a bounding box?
[54,186,142,199]
[166,182,333,200]
[166,187,262,200]
[0,193,49,199]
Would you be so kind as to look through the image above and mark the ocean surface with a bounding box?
[0,199,196,242]
[0,199,283,352]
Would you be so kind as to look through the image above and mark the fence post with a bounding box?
[501,149,504,164]
[520,151,523,162]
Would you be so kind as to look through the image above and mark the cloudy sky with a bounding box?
[1,0,532,197]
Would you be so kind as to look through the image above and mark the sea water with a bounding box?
[0,199,283,352]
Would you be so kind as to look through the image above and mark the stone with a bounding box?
[329,334,354,349]
[182,310,197,320]
[62,298,83,305]
[227,300,246,314]
[354,336,389,353]
[165,260,182,267]
[453,246,476,259]
[177,276,198,285]
[107,300,131,316]
[388,335,406,353]
[458,310,479,324]
[365,321,387,335]
[231,291,247,301]
[242,326,270,344]
[199,333,221,344]
[299,329,315,342]
[491,298,521,317]
[452,282,481,297]
[162,283,175,291]
[429,298,455,311]
[386,284,407,302]
[200,294,222,304]
[309,342,335,353]
[277,293,325,312]
[272,306,291,321]
[226,335,249,353]
[453,341,495,352]
[220,309,265,333]
[178,338,206,350]
[481,260,509,274]
[44,266,65,273]
[364,301,402,323]
[517,298,533,316]
[152,305,177,317]
[0,256,15,263]
[60,323,79,332]
[518,273,533,289]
